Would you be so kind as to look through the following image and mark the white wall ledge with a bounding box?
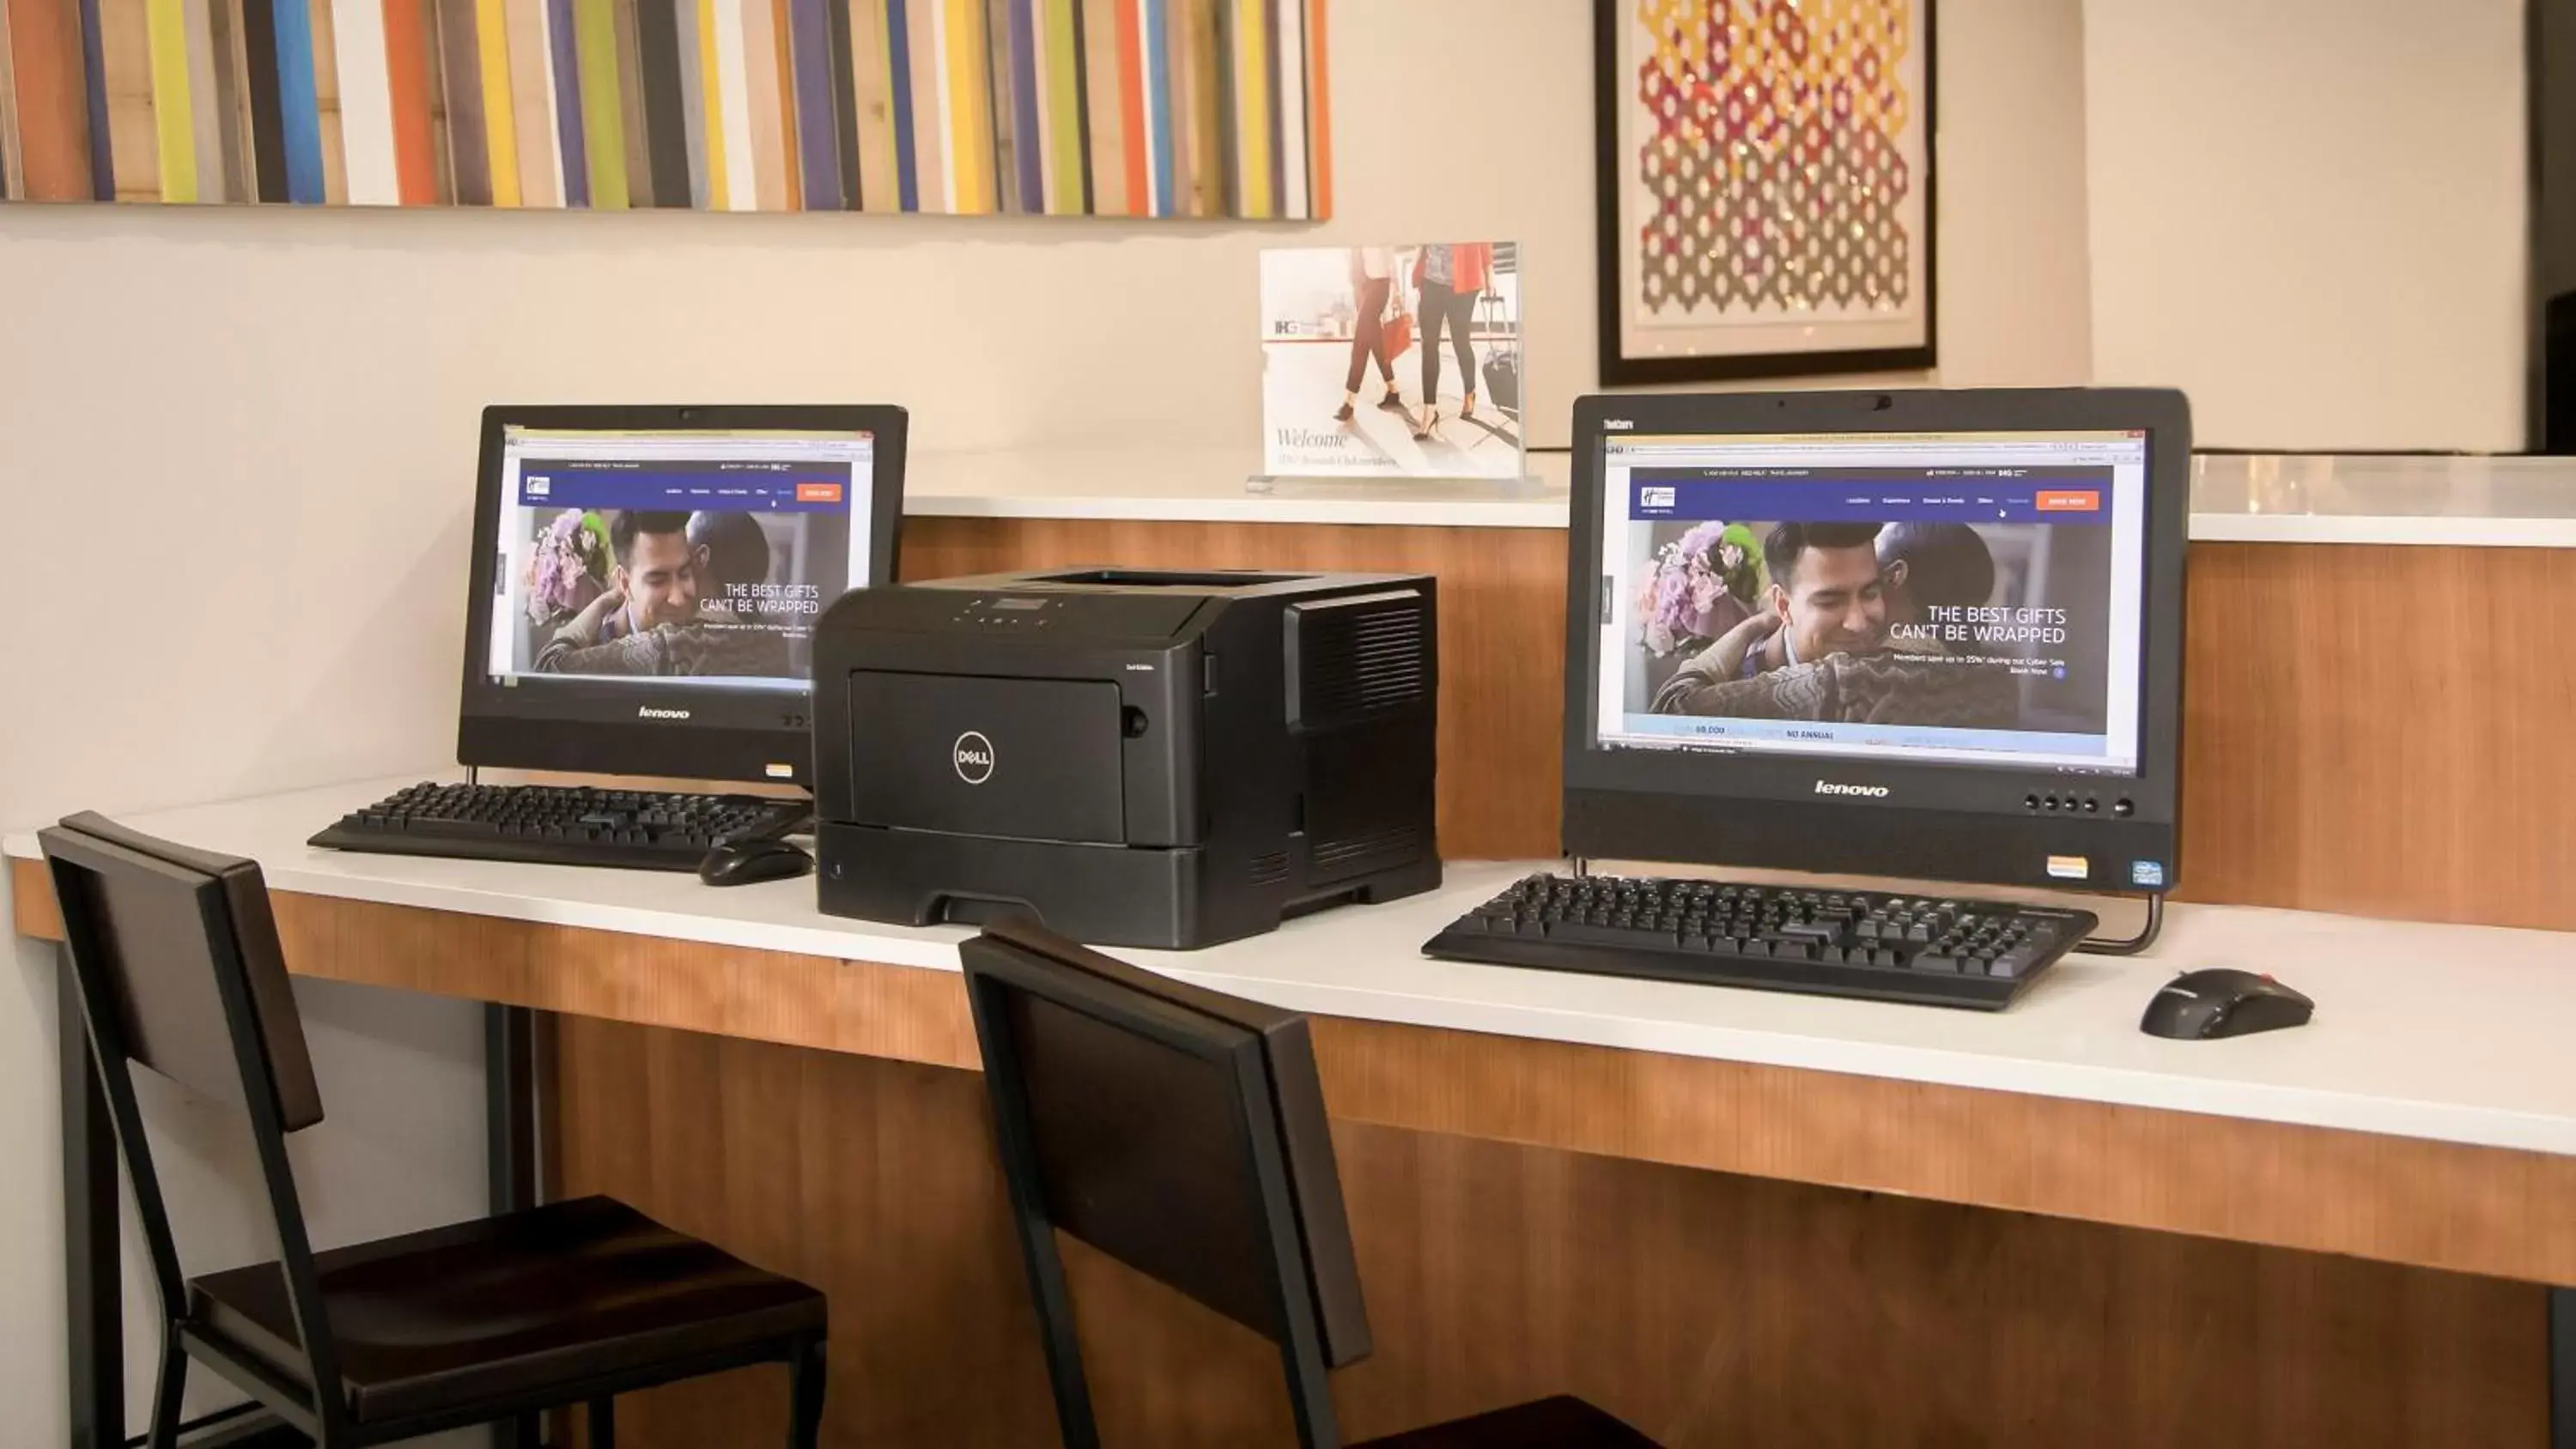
[902,448,2576,547]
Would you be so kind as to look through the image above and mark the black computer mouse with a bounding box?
[2140,967,2314,1040]
[696,838,814,888]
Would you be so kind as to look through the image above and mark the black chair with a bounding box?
[39,813,829,1448]
[961,918,1660,1449]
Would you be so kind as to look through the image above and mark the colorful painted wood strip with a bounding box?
[1002,0,1034,210]
[784,0,840,208]
[635,0,690,205]
[1271,0,1298,217]
[0,0,1327,213]
[823,0,862,208]
[611,0,651,205]
[505,0,556,203]
[1303,0,1324,217]
[544,0,587,203]
[75,0,112,197]
[571,0,623,206]
[379,0,435,202]
[710,0,754,208]
[0,0,18,196]
[437,0,492,205]
[471,0,519,205]
[304,0,346,203]
[1141,0,1169,214]
[1039,0,1078,211]
[766,0,798,207]
[141,0,188,200]
[881,0,914,208]
[180,1,226,200]
[845,0,894,209]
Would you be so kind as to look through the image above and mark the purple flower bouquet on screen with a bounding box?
[525,510,609,625]
[1635,521,1765,657]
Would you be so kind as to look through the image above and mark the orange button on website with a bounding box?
[2034,490,2100,512]
[795,482,845,503]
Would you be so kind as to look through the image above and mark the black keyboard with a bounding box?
[1422,874,2095,1010]
[310,783,811,872]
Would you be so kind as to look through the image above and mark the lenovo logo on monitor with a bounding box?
[637,705,692,721]
[1814,780,1891,798]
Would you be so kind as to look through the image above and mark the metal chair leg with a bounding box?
[146,1328,185,1449]
[787,1337,829,1449]
[587,1393,616,1449]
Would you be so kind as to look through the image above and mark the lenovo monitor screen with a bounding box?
[1564,389,2189,895]
[458,404,907,786]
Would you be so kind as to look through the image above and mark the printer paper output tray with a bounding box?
[815,821,1438,951]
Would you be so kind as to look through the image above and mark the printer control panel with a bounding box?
[955,595,1060,629]
[940,591,1206,642]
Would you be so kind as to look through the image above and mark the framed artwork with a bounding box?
[1594,0,1935,384]
[0,0,1334,217]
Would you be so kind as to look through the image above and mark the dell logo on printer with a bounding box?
[636,705,691,721]
[952,731,996,785]
[1814,780,1891,798]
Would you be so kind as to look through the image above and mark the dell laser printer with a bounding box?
[812,568,1441,949]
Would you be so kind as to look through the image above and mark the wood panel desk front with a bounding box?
[13,784,2576,1447]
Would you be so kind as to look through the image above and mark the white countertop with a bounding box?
[14,775,2576,1159]
[901,447,2576,547]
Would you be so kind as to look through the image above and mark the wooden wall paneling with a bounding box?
[11,870,2575,1288]
[546,1014,1075,1446]
[902,523,2576,931]
[1306,1012,2576,1291]
[2175,542,2576,931]
[543,1014,2548,1449]
[9,855,62,938]
[899,516,1570,862]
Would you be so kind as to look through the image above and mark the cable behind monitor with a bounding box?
[2080,894,2165,955]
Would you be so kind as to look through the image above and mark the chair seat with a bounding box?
[187,1195,824,1425]
[1356,1394,1661,1448]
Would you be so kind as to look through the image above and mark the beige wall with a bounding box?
[2082,0,2529,449]
[0,3,2093,1439]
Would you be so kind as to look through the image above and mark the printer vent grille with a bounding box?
[1291,592,1431,730]
[1249,850,1291,886]
[1312,824,1423,875]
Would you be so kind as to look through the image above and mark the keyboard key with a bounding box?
[1547,921,1668,948]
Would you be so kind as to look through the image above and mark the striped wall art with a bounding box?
[0,0,1333,215]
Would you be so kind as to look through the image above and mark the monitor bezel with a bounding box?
[1561,387,2190,893]
[456,403,908,789]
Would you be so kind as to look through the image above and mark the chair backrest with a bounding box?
[962,918,1370,1449]
[39,813,346,1434]
[41,814,322,1128]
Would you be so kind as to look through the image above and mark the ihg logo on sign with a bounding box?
[952,731,996,785]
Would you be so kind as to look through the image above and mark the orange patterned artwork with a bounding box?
[1595,0,1932,383]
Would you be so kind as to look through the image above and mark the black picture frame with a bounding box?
[1594,0,1940,386]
